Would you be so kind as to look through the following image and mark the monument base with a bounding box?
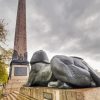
[9,64,29,79]
[18,87,100,100]
[5,64,29,94]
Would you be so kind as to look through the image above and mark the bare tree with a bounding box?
[0,19,7,43]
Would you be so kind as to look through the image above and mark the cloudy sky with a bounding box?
[0,0,100,71]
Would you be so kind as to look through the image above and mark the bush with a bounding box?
[0,89,3,99]
[0,60,8,84]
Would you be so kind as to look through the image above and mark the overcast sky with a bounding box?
[0,0,100,71]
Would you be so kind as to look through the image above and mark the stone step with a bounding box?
[14,91,31,100]
[11,92,19,100]
[2,90,33,100]
[8,93,16,100]
[1,96,8,100]
[13,91,20,100]
[2,91,19,100]
[1,94,8,100]
[5,94,12,100]
[13,91,19,95]
[18,93,31,100]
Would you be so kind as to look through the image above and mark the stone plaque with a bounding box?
[14,67,27,76]
[43,92,53,100]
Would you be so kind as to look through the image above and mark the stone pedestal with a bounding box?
[5,64,29,94]
[18,87,100,100]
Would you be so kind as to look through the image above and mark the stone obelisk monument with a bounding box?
[5,0,29,93]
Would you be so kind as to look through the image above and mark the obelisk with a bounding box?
[12,0,28,64]
[6,0,29,93]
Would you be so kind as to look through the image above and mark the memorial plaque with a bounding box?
[14,67,27,76]
[43,92,53,100]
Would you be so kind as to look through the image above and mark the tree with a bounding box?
[0,60,8,84]
[0,19,7,43]
[0,49,13,84]
[5,49,13,59]
[0,19,8,84]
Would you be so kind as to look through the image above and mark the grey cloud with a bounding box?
[27,0,100,58]
[0,0,100,64]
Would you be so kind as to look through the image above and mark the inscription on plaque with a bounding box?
[14,67,27,76]
[43,92,53,100]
